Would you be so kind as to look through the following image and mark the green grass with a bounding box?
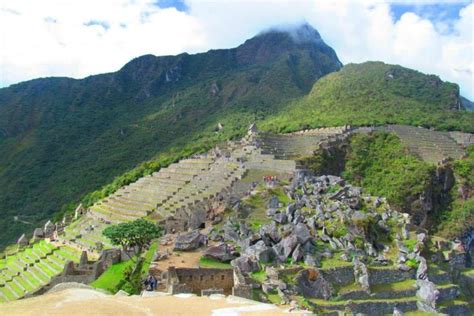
[320,256,352,269]
[199,256,232,269]
[268,187,290,205]
[91,242,159,294]
[267,291,281,304]
[250,270,267,283]
[90,259,134,293]
[371,279,416,293]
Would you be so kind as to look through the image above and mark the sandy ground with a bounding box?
[0,288,310,316]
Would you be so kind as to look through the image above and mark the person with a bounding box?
[144,274,154,291]
[151,275,158,290]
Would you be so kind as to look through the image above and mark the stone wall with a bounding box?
[320,266,355,286]
[165,267,234,295]
[368,267,415,285]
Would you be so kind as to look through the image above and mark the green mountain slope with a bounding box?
[262,61,474,133]
[0,24,342,248]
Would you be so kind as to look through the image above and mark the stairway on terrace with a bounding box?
[0,240,81,302]
[380,125,466,164]
[88,157,215,223]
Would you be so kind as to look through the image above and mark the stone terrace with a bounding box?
[0,240,81,302]
[88,157,215,223]
[257,126,349,160]
[378,125,466,164]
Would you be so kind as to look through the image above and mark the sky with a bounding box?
[0,0,473,99]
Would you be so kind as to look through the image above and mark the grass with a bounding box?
[91,241,158,294]
[268,187,290,205]
[250,270,267,283]
[90,259,134,293]
[370,279,416,293]
[320,256,352,269]
[199,256,232,269]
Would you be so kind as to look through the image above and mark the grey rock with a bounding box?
[398,264,412,272]
[268,196,280,209]
[292,244,304,262]
[204,243,236,262]
[294,223,311,244]
[295,268,333,299]
[393,307,404,316]
[245,241,276,264]
[273,212,287,224]
[231,256,260,274]
[416,256,428,280]
[280,235,298,259]
[174,230,205,251]
[260,224,281,244]
[416,279,439,313]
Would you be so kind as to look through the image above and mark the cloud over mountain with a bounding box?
[0,0,472,98]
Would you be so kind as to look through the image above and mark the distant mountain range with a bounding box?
[0,23,472,249]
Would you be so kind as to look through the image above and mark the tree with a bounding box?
[103,219,161,261]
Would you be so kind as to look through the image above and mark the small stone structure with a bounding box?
[163,267,234,295]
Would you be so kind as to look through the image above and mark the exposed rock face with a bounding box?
[204,243,237,262]
[295,268,333,299]
[173,230,205,251]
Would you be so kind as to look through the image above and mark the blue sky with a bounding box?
[0,0,473,99]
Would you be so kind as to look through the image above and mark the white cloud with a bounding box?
[0,0,473,99]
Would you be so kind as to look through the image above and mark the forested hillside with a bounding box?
[0,24,342,248]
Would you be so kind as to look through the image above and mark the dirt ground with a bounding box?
[0,288,310,316]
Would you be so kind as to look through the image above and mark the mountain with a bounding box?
[462,96,474,111]
[263,61,474,133]
[0,23,342,249]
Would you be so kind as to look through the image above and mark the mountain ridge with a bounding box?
[0,23,342,248]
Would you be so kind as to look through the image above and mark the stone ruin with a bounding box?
[162,266,237,296]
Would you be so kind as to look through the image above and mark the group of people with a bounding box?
[263,175,278,187]
[144,274,158,291]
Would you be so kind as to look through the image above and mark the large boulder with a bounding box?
[279,235,298,259]
[294,223,311,244]
[203,243,236,262]
[231,256,260,274]
[416,279,440,313]
[295,268,333,299]
[174,230,205,251]
[245,241,276,263]
[260,223,281,244]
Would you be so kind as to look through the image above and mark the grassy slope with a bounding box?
[262,62,474,133]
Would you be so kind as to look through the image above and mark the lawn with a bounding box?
[91,242,158,293]
[199,256,232,269]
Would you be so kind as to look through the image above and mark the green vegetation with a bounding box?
[198,256,232,269]
[103,219,161,260]
[250,270,267,283]
[1,34,473,251]
[262,62,474,133]
[91,242,157,294]
[343,132,435,213]
[0,26,341,249]
[436,145,474,238]
[371,279,416,293]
